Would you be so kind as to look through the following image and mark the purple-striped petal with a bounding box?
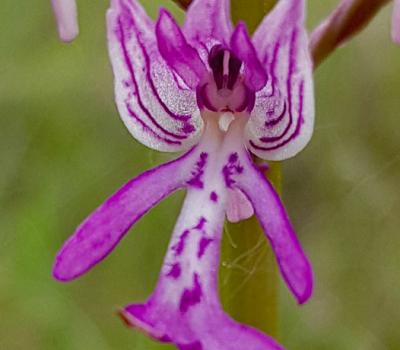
[393,0,400,44]
[155,9,207,89]
[230,22,268,92]
[120,147,285,350]
[183,0,233,54]
[236,151,313,304]
[51,0,79,42]
[53,150,197,281]
[107,0,202,153]
[247,0,314,161]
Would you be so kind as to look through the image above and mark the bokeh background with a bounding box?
[1,1,400,349]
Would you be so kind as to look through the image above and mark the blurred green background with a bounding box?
[1,1,400,349]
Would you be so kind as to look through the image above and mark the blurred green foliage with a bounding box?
[0,1,399,349]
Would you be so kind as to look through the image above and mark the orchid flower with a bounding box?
[51,0,79,42]
[53,0,315,349]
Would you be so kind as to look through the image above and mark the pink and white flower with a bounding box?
[53,0,315,349]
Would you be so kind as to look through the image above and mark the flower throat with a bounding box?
[208,45,242,91]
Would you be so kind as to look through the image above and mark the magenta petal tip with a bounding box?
[295,266,314,305]
[52,262,72,282]
[230,22,268,91]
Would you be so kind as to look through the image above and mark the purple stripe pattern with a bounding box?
[107,0,202,152]
[248,0,314,160]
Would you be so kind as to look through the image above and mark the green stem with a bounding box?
[219,0,280,338]
[219,162,281,336]
[231,0,277,33]
[310,0,391,68]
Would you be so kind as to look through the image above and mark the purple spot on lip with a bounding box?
[194,217,207,230]
[187,153,208,189]
[210,191,218,202]
[172,230,190,256]
[167,263,181,279]
[197,237,213,259]
[159,335,173,343]
[178,341,203,350]
[179,274,202,313]
[222,153,244,188]
[123,79,131,87]
[229,152,239,163]
[223,166,234,188]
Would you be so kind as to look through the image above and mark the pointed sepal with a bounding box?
[248,0,314,161]
[107,0,202,152]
